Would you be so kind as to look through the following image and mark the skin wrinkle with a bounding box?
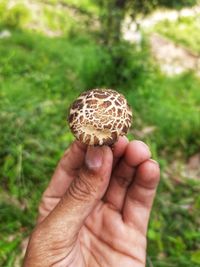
[114,173,134,188]
[26,240,65,267]
[101,206,147,260]
[36,210,78,248]
[82,244,102,267]
[67,165,103,201]
[82,255,87,267]
[85,226,145,266]
[105,202,121,212]
[34,225,78,263]
[50,243,80,267]
[80,232,110,267]
[122,201,149,236]
[113,158,136,189]
[128,185,157,207]
[124,156,143,168]
[123,198,156,236]
[84,224,145,266]
[103,218,146,256]
[67,176,96,202]
[124,207,150,236]
[135,177,160,190]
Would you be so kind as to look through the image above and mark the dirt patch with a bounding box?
[150,33,200,75]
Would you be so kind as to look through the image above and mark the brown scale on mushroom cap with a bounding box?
[68,89,132,146]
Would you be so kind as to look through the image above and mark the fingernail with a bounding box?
[85,146,103,170]
[149,159,159,165]
[138,141,151,156]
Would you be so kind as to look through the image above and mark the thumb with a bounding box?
[41,146,113,242]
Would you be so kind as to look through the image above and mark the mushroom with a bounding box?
[68,89,132,146]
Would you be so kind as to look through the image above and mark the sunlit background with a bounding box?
[0,0,200,266]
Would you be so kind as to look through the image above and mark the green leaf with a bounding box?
[191,250,200,264]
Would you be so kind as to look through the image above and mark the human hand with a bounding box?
[23,138,160,267]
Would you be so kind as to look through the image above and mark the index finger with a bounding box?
[44,140,87,197]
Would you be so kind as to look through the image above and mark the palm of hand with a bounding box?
[80,202,146,267]
[40,198,146,267]
[25,139,159,267]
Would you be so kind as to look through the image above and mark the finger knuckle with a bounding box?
[115,174,133,188]
[68,170,97,201]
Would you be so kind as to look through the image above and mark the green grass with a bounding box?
[0,30,115,265]
[154,16,200,53]
[148,177,200,267]
[128,71,200,156]
[0,2,200,266]
[44,0,99,14]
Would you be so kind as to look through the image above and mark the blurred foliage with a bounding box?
[148,177,200,266]
[154,16,200,53]
[96,0,198,45]
[95,0,198,83]
[0,0,200,266]
[155,0,198,9]
[0,1,30,29]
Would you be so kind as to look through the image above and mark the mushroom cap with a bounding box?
[68,89,132,146]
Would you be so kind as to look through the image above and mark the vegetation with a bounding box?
[96,0,198,45]
[0,1,200,266]
[154,16,200,54]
